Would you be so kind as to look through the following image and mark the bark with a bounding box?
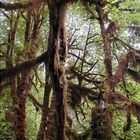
[88,2,114,139]
[96,6,113,92]
[37,69,51,140]
[46,93,56,140]
[15,71,30,140]
[15,11,32,140]
[15,6,42,139]
[47,1,68,139]
[5,11,19,139]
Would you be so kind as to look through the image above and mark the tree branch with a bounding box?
[0,51,48,82]
[28,94,43,109]
[69,52,93,65]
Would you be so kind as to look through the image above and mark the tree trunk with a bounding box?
[47,1,68,139]
[15,71,30,140]
[89,3,115,139]
[46,93,56,140]
[37,68,51,140]
[5,12,19,139]
[15,7,41,139]
[14,12,31,140]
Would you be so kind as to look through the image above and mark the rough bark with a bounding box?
[37,69,51,140]
[15,11,32,140]
[89,1,114,139]
[47,1,68,139]
[96,5,113,92]
[4,11,19,139]
[15,6,41,139]
[46,93,56,140]
[15,71,30,140]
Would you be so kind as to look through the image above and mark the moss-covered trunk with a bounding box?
[5,11,19,139]
[15,7,41,139]
[47,1,68,139]
[90,1,115,139]
[15,71,30,140]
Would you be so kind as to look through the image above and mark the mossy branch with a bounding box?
[0,51,48,82]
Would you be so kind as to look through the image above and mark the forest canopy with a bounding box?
[0,0,140,140]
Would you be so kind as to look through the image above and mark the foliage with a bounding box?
[0,0,140,139]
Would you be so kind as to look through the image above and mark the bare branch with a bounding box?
[115,37,140,53]
[28,94,43,109]
[69,52,93,65]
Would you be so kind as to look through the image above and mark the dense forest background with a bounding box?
[0,0,140,140]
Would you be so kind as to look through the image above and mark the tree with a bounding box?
[0,0,140,140]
